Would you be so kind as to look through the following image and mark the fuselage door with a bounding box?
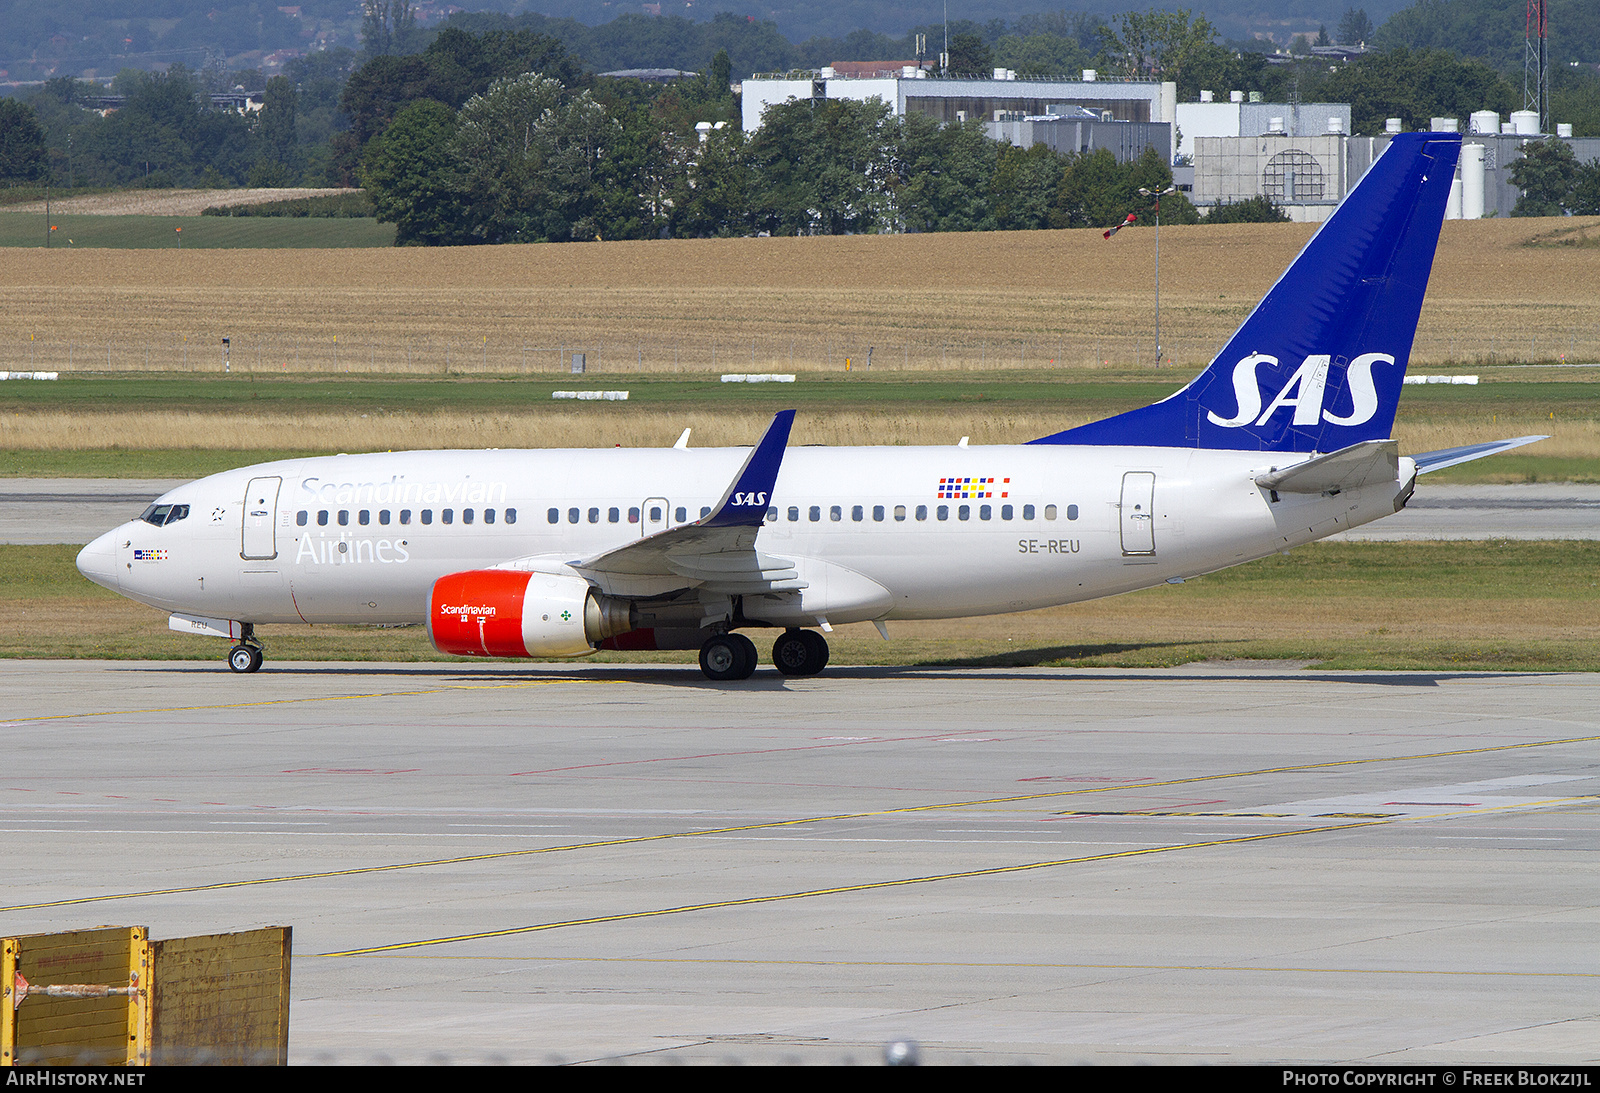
[1120,472,1156,556]
[640,497,670,537]
[242,476,282,560]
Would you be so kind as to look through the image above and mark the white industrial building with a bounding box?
[742,70,1177,135]
[1190,111,1600,221]
[1174,91,1352,160]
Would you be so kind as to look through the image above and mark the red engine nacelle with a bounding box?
[428,570,633,659]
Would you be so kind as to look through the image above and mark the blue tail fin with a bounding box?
[1031,132,1462,452]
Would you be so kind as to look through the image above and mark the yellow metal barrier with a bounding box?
[2,926,289,1066]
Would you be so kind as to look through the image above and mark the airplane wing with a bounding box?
[572,410,805,595]
[1412,435,1548,474]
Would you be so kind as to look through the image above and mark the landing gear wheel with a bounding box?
[772,629,829,676]
[228,644,263,674]
[700,633,758,681]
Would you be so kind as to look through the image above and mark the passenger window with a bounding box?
[788,506,800,522]
[830,505,842,522]
[979,505,991,521]
[484,509,495,524]
[609,507,620,523]
[358,510,370,526]
[463,509,474,525]
[766,507,778,523]
[937,505,948,521]
[400,510,411,525]
[568,508,580,524]
[442,509,454,525]
[1045,505,1058,520]
[1023,504,1035,520]
[422,510,433,525]
[959,505,970,521]
[379,510,391,525]
[505,508,517,525]
[318,510,328,526]
[873,505,885,522]
[916,505,928,521]
[851,505,863,522]
[809,506,821,522]
[675,506,686,523]
[628,507,640,524]
[590,507,601,524]
[1067,504,1079,520]
[296,511,308,527]
[893,505,906,522]
[548,508,561,524]
[338,510,349,526]
[649,506,661,522]
[1001,505,1013,520]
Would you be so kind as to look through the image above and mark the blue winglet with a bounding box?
[701,410,795,528]
[1031,132,1462,453]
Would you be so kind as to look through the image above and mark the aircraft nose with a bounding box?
[76,529,122,593]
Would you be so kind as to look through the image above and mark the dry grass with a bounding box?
[12,541,1597,670]
[6,188,358,217]
[1,217,1597,374]
[0,407,1591,457]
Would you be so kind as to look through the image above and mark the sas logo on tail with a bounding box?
[1207,352,1395,429]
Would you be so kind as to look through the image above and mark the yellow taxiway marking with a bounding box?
[0,677,602,725]
[315,953,1600,979]
[320,820,1387,956]
[4,733,1596,916]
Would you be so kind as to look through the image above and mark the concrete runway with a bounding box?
[2,661,1596,1064]
[4,479,1596,545]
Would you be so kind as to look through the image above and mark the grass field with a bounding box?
[0,212,394,249]
[1,217,1596,375]
[1,369,1595,481]
[8,541,1596,670]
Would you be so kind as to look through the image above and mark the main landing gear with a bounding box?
[227,623,265,674]
[697,628,829,681]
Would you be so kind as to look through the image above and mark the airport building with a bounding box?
[741,69,1177,137]
[1191,113,1600,222]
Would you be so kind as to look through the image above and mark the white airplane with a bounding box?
[77,132,1542,680]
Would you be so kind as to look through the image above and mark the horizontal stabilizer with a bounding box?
[1255,439,1399,494]
[1414,435,1548,474]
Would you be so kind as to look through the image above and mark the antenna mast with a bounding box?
[1525,0,1549,133]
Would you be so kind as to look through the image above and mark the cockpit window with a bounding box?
[138,504,189,527]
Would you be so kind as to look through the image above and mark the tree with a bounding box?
[1052,148,1134,229]
[989,142,1067,231]
[893,114,998,233]
[947,33,994,77]
[362,0,421,58]
[0,98,48,182]
[1324,47,1515,135]
[1510,137,1580,216]
[1203,195,1290,223]
[669,125,752,238]
[1570,159,1600,217]
[746,97,898,235]
[253,75,299,182]
[1105,9,1217,86]
[452,73,620,243]
[1338,8,1374,47]
[361,99,468,245]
